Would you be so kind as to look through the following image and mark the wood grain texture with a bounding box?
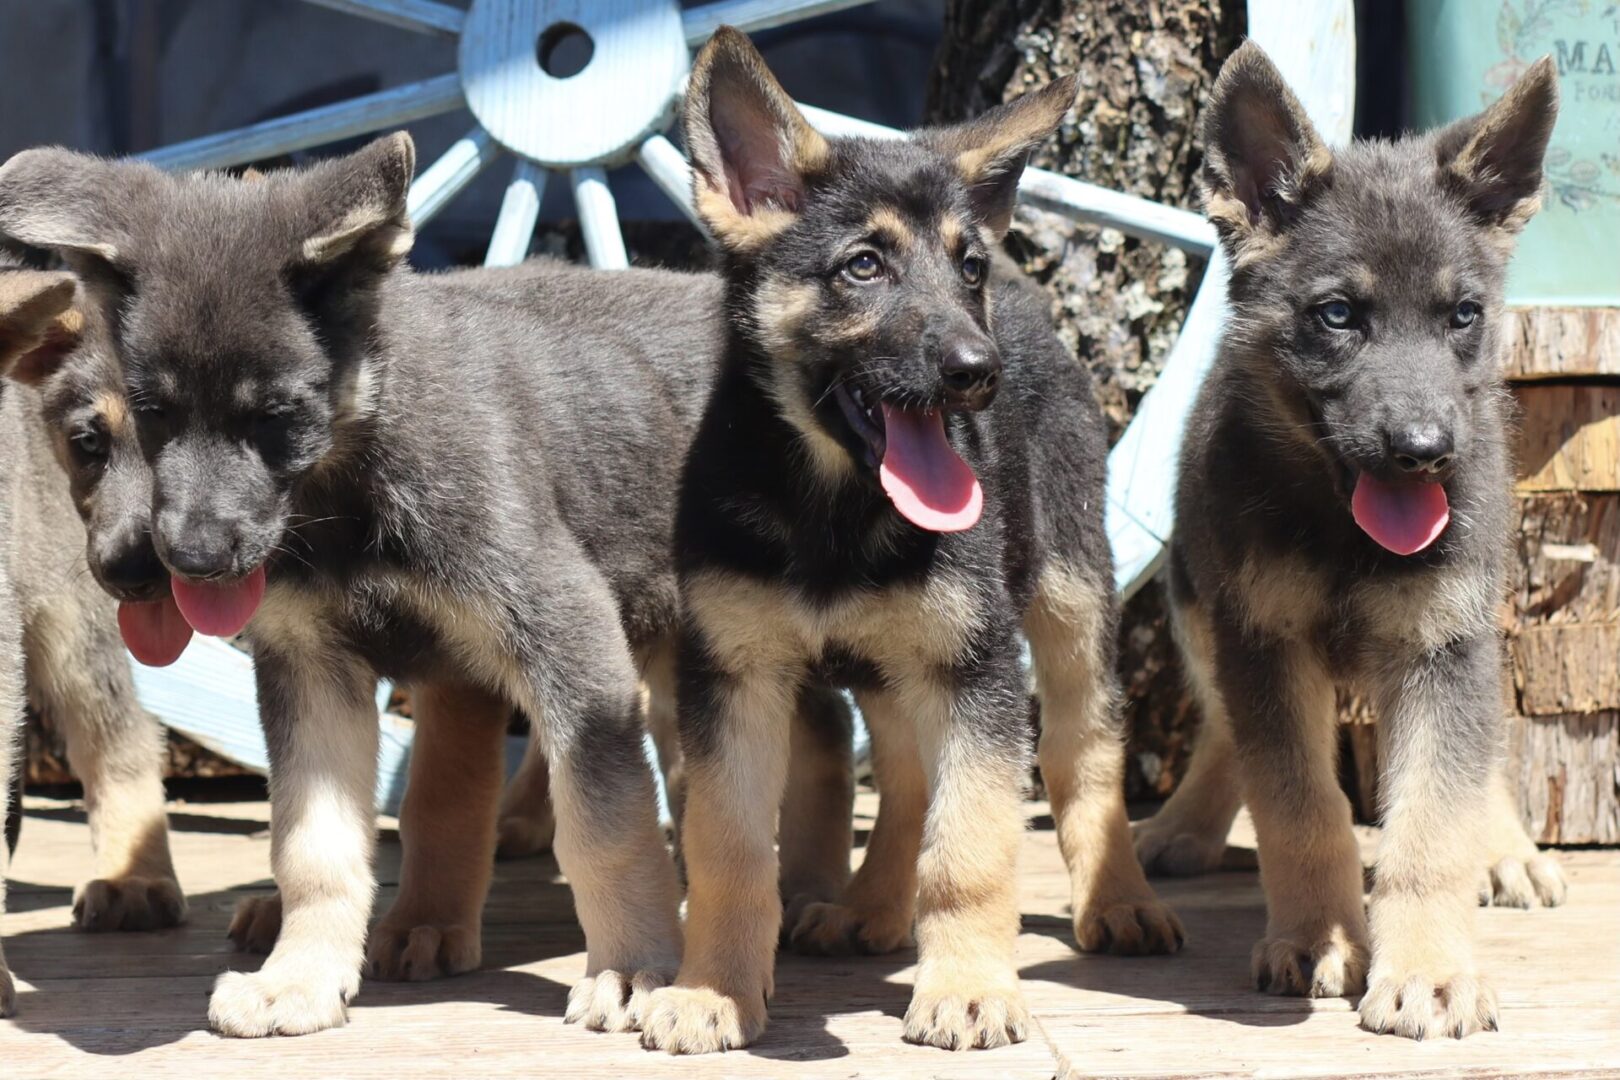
[1502,307,1620,381]
[2,793,1617,1076]
[1508,714,1620,845]
[1514,384,1620,493]
[1512,492,1620,625]
[1514,624,1620,716]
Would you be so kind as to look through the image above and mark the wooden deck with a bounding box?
[3,787,1617,1078]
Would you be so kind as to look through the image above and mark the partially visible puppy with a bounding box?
[0,257,185,956]
[1145,43,1559,1040]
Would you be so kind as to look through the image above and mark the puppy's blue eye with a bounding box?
[1452,300,1482,328]
[844,252,883,281]
[961,256,985,287]
[1317,301,1355,330]
[70,425,106,460]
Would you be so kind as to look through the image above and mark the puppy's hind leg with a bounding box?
[516,575,681,1035]
[1027,564,1183,956]
[494,717,554,860]
[787,685,921,957]
[779,684,854,936]
[367,679,508,981]
[1478,767,1566,909]
[26,592,184,931]
[1133,595,1245,878]
[208,648,380,1037]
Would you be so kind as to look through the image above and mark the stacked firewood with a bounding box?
[1500,309,1620,843]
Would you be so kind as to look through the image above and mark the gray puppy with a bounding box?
[1147,43,1558,1040]
[0,136,759,1038]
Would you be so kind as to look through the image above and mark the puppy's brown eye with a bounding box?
[844,252,883,281]
[1451,300,1482,328]
[961,256,985,287]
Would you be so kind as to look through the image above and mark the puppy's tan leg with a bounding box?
[0,587,20,1016]
[1028,566,1183,954]
[208,649,379,1037]
[1358,635,1501,1040]
[1133,597,1244,877]
[779,684,854,932]
[494,721,554,860]
[900,667,1031,1051]
[788,686,921,956]
[26,591,184,931]
[1478,767,1566,909]
[366,679,507,981]
[641,636,797,1054]
[1218,622,1368,1000]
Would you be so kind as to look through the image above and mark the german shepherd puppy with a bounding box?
[0,259,185,960]
[1146,43,1558,1040]
[641,29,1180,1055]
[0,139,705,1036]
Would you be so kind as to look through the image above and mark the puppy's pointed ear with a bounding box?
[0,147,145,266]
[917,76,1076,239]
[684,26,829,253]
[1436,55,1558,239]
[298,132,416,266]
[0,269,81,386]
[1200,41,1332,253]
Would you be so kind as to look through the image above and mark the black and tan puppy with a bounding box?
[1146,43,1558,1040]
[641,29,1180,1055]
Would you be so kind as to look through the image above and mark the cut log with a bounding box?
[1513,623,1620,716]
[1513,383,1620,492]
[1508,713,1620,845]
[1512,492,1620,625]
[1502,307,1620,381]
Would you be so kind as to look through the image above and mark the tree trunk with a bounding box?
[928,0,1243,799]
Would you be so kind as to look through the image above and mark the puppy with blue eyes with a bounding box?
[1142,43,1560,1040]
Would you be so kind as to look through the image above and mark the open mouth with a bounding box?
[117,565,267,667]
[833,382,983,533]
[1349,471,1450,556]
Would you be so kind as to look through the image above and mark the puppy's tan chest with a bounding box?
[685,570,980,678]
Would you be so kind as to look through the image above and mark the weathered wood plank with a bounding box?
[1514,384,1620,493]
[3,795,1618,1077]
[1503,307,1620,381]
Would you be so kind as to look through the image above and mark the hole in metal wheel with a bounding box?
[537,22,594,79]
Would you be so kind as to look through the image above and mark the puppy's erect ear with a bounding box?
[917,76,1076,239]
[0,147,150,266]
[297,132,416,266]
[1435,55,1559,238]
[684,26,829,253]
[1200,41,1332,253]
[0,269,80,386]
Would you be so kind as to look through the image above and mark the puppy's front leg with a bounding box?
[1359,635,1501,1040]
[1217,618,1369,1000]
[902,645,1031,1051]
[209,648,379,1037]
[641,628,796,1054]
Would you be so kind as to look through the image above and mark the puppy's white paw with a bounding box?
[208,962,359,1038]
[902,981,1029,1051]
[564,968,669,1032]
[1360,970,1499,1040]
[639,985,766,1054]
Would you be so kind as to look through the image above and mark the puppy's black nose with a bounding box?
[939,338,1002,409]
[160,519,239,580]
[97,539,168,595]
[1390,424,1455,475]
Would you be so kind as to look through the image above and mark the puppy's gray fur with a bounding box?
[1146,43,1559,1040]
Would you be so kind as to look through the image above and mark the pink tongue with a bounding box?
[118,595,194,667]
[169,564,267,637]
[1351,473,1450,555]
[878,403,983,532]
